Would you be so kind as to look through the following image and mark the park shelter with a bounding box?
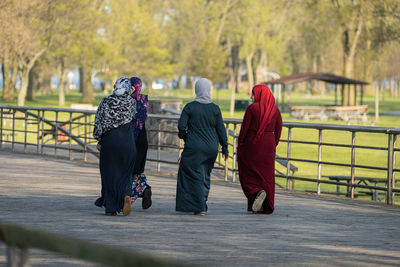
[264,72,370,111]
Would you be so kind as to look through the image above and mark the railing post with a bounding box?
[0,107,3,148]
[386,133,394,205]
[55,111,58,155]
[157,120,161,172]
[84,114,87,161]
[286,127,292,191]
[12,109,15,152]
[232,123,237,183]
[69,112,72,160]
[24,112,28,153]
[392,134,397,204]
[224,122,229,182]
[317,129,322,195]
[40,110,45,154]
[36,110,40,154]
[7,245,30,267]
[350,131,356,199]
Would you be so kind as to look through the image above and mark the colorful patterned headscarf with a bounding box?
[130,77,148,140]
[113,77,131,96]
[130,77,142,99]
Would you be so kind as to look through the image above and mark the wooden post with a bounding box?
[354,84,357,106]
[360,85,364,105]
[334,84,338,106]
[341,84,345,106]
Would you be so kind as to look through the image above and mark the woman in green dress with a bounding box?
[176,78,229,216]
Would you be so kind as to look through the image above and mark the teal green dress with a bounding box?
[176,101,228,213]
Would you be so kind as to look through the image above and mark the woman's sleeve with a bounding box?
[93,99,105,142]
[216,107,228,154]
[238,107,252,145]
[178,105,190,140]
[274,110,283,146]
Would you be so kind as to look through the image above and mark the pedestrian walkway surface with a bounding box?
[0,150,400,266]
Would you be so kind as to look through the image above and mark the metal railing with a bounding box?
[0,222,189,267]
[0,105,399,204]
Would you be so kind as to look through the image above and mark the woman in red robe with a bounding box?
[237,84,282,214]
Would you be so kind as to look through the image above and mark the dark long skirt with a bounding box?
[100,123,136,214]
[176,144,218,213]
[238,131,276,214]
[133,125,148,175]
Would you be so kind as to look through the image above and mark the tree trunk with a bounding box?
[255,50,267,84]
[1,52,14,101]
[229,44,240,116]
[6,62,19,101]
[80,64,94,103]
[17,71,30,106]
[389,77,394,97]
[79,67,84,93]
[144,77,153,95]
[343,19,362,78]
[246,53,254,95]
[17,48,46,106]
[27,67,36,101]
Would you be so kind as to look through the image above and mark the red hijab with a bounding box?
[252,84,276,144]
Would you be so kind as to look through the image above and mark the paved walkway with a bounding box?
[1,150,400,266]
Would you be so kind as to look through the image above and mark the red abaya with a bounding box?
[237,85,282,214]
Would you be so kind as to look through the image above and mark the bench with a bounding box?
[322,175,397,201]
[290,105,368,122]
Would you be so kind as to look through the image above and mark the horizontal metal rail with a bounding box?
[1,105,399,205]
[0,222,190,267]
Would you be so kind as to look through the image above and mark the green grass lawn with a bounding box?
[1,88,399,202]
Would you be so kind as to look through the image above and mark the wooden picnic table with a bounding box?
[323,175,398,201]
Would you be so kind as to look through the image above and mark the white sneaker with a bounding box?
[252,190,266,212]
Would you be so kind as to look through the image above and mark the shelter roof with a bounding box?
[264,72,369,85]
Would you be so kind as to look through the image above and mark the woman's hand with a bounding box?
[223,153,229,161]
[96,143,101,151]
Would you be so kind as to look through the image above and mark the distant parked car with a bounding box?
[152,79,168,90]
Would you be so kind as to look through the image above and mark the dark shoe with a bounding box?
[252,190,266,212]
[95,196,105,208]
[105,212,117,216]
[142,187,152,209]
[194,211,206,216]
[123,196,131,216]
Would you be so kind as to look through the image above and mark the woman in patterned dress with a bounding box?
[93,77,136,216]
[129,77,152,209]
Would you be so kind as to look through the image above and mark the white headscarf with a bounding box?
[194,78,212,104]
